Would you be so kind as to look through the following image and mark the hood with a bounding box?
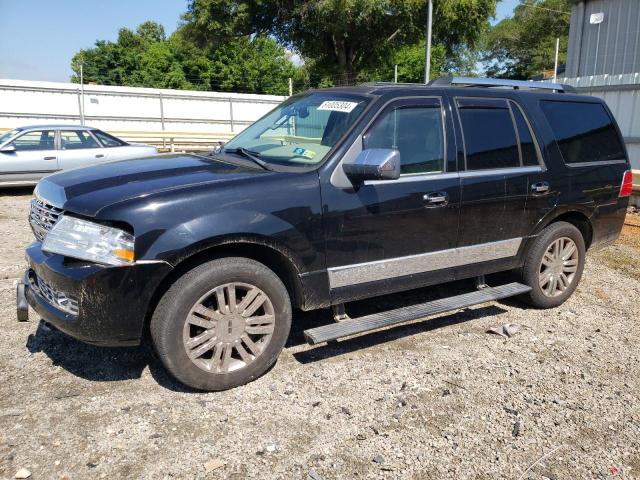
[35,153,271,217]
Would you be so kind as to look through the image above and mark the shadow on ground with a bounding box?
[0,186,35,197]
[25,322,200,392]
[25,275,521,391]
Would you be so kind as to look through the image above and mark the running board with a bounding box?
[303,282,531,345]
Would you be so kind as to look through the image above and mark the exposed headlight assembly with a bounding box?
[42,216,135,266]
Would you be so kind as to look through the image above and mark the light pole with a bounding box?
[553,37,560,82]
[79,62,85,126]
[590,12,604,75]
[424,0,433,84]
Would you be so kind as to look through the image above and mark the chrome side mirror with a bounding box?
[342,148,401,183]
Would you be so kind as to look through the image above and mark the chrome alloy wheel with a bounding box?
[538,237,579,297]
[182,282,275,373]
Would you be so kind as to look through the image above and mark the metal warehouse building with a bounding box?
[564,0,640,176]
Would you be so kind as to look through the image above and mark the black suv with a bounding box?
[18,77,633,391]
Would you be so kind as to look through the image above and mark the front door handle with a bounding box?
[43,156,56,161]
[95,154,105,158]
[531,182,550,194]
[423,192,448,206]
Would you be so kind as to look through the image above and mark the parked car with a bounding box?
[17,78,632,391]
[0,125,158,186]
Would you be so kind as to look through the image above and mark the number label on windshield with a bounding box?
[318,101,359,113]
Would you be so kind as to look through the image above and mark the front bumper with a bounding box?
[22,242,172,346]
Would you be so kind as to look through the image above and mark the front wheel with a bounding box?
[150,257,292,391]
[519,221,586,309]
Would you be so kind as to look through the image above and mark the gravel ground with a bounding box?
[0,188,638,480]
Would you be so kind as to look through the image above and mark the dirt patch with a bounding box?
[619,212,640,249]
[0,191,639,479]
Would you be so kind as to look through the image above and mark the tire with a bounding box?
[519,221,586,309]
[150,257,292,391]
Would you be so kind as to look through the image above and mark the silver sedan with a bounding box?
[0,125,158,186]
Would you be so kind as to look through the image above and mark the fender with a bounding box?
[531,203,595,237]
[138,208,316,270]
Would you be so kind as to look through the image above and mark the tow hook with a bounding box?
[16,281,29,322]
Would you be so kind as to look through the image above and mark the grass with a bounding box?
[597,248,640,282]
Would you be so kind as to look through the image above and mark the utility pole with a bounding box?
[288,77,293,96]
[424,0,433,84]
[590,12,604,75]
[394,64,398,83]
[79,62,85,126]
[553,38,560,83]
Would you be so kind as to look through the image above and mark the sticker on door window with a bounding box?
[317,101,359,113]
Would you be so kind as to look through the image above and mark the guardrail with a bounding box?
[110,130,235,152]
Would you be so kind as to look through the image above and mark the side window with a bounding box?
[364,101,445,175]
[10,130,55,151]
[93,130,126,147]
[510,102,541,166]
[540,100,625,163]
[457,98,519,170]
[60,130,100,150]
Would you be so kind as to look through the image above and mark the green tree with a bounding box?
[183,0,497,84]
[71,21,297,94]
[482,0,570,79]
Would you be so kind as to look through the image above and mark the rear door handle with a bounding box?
[531,182,550,193]
[95,154,105,158]
[423,192,448,206]
[43,156,56,161]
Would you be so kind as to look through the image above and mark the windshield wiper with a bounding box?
[223,147,273,171]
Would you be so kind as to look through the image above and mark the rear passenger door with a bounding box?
[509,100,557,234]
[454,97,521,248]
[452,96,552,270]
[58,130,107,170]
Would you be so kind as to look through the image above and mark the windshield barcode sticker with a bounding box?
[317,101,359,113]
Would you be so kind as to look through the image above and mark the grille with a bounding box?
[29,198,63,241]
[28,272,79,316]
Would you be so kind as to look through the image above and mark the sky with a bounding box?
[0,0,521,83]
[0,0,187,82]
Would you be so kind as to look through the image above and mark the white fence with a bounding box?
[0,79,286,150]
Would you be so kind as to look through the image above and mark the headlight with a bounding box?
[42,216,135,266]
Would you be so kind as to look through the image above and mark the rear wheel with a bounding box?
[151,257,291,391]
[519,221,586,308]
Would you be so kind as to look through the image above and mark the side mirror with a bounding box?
[0,145,16,153]
[343,148,401,183]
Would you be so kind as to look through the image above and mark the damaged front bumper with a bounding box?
[20,242,172,346]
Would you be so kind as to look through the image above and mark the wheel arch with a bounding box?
[142,236,308,341]
[541,210,594,249]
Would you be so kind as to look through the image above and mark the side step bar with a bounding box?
[303,282,531,345]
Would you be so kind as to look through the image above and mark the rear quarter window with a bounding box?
[540,100,625,164]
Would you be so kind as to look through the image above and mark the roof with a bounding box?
[15,124,97,131]
[308,77,578,97]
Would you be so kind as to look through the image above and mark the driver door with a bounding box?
[321,97,461,303]
[0,129,59,185]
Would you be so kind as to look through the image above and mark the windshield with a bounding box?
[0,129,21,145]
[224,92,370,166]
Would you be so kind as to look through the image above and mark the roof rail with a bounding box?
[359,81,428,87]
[428,76,576,93]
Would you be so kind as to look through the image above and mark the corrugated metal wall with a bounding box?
[566,0,640,77]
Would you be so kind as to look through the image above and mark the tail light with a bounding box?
[619,170,633,197]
